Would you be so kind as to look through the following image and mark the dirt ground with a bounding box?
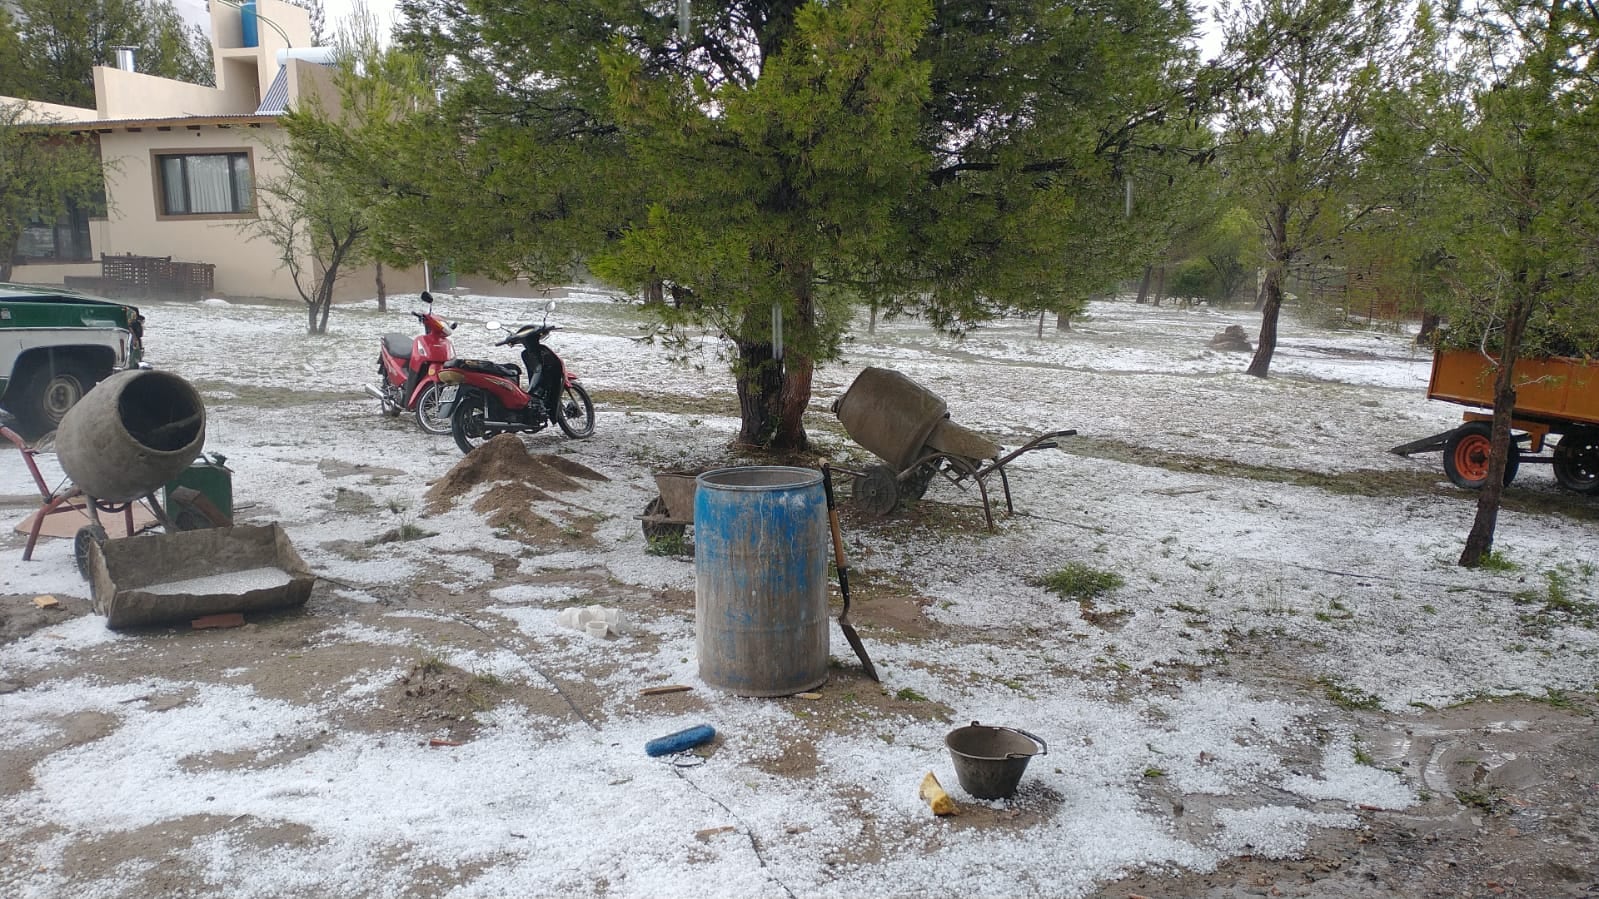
[3,535,1595,898]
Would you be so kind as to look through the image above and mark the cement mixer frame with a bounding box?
[6,424,231,575]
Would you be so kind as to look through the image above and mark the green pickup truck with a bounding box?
[0,283,145,439]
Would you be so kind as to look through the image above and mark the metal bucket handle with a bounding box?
[970,721,1049,758]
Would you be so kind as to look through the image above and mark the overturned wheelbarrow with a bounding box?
[638,468,704,547]
[832,367,1074,528]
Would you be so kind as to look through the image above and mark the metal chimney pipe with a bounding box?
[113,46,137,72]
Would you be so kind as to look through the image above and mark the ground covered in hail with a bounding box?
[1,291,1595,898]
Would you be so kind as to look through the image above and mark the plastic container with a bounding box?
[693,467,829,696]
[645,724,716,757]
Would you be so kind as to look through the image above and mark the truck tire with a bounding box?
[1442,422,1519,489]
[1552,430,1599,494]
[8,357,105,440]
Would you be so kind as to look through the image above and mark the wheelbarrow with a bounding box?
[832,367,1074,529]
[637,468,706,545]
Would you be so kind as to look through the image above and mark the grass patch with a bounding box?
[1476,549,1518,572]
[1034,562,1125,602]
[894,688,929,702]
[1318,677,1382,711]
[645,530,692,556]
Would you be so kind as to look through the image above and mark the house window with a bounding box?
[157,152,253,216]
[13,197,96,264]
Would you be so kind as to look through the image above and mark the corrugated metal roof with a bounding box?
[256,67,290,115]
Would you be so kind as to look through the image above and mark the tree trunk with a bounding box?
[1459,277,1537,566]
[868,301,878,335]
[1037,310,1045,338]
[1152,265,1165,307]
[1135,265,1152,304]
[1416,310,1439,346]
[733,287,814,452]
[306,301,319,335]
[1247,271,1283,377]
[375,262,387,312]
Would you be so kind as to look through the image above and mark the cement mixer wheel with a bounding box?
[852,464,900,518]
[73,525,107,580]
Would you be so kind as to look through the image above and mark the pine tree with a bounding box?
[354,0,1202,449]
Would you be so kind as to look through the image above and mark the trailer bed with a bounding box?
[1428,349,1599,426]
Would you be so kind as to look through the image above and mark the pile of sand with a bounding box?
[425,436,608,540]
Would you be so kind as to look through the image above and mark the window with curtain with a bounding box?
[156,152,254,216]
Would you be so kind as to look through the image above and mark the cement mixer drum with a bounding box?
[56,369,206,502]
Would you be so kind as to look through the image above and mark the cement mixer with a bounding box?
[51,369,229,575]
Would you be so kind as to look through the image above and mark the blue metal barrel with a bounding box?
[694,467,829,696]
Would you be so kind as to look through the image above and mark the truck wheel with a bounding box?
[1552,430,1599,494]
[10,359,102,439]
[1443,422,1519,489]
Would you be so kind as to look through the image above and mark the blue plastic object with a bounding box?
[240,1,259,48]
[645,724,716,757]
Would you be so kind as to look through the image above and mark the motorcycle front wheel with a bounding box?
[555,383,595,439]
[414,382,452,435]
[451,393,497,454]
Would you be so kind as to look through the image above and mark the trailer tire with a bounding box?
[1552,430,1599,494]
[1443,422,1518,489]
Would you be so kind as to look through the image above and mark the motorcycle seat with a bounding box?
[445,358,521,380]
[382,333,413,359]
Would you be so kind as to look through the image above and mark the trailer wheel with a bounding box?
[1443,422,1519,489]
[1552,430,1599,494]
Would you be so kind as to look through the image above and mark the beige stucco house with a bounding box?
[5,0,433,301]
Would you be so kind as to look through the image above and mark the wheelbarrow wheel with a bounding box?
[641,497,688,543]
[74,524,107,580]
[852,463,900,518]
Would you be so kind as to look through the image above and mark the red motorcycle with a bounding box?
[364,291,457,434]
[436,301,595,454]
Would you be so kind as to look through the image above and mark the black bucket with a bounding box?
[945,721,1048,800]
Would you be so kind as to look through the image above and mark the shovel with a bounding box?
[820,464,880,682]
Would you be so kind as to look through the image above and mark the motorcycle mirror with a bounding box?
[422,291,433,305]
[545,300,556,312]
[485,320,503,331]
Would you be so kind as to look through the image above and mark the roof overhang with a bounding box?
[49,114,280,135]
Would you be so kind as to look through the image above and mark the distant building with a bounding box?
[1,0,481,302]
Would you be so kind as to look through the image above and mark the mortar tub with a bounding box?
[832,367,948,472]
[945,721,1049,799]
[87,523,315,630]
[694,466,829,696]
[57,368,206,502]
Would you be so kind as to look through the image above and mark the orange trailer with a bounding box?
[1391,349,1599,493]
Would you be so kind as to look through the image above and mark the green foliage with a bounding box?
[7,0,212,108]
[1035,563,1125,602]
[331,0,1208,447]
[1218,0,1435,375]
[0,101,106,282]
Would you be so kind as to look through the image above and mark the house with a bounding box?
[3,0,463,302]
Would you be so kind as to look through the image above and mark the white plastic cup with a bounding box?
[601,608,621,625]
[585,620,610,638]
[558,607,581,629]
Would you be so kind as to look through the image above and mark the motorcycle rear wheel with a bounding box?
[452,394,497,454]
[414,382,452,435]
[556,383,596,439]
